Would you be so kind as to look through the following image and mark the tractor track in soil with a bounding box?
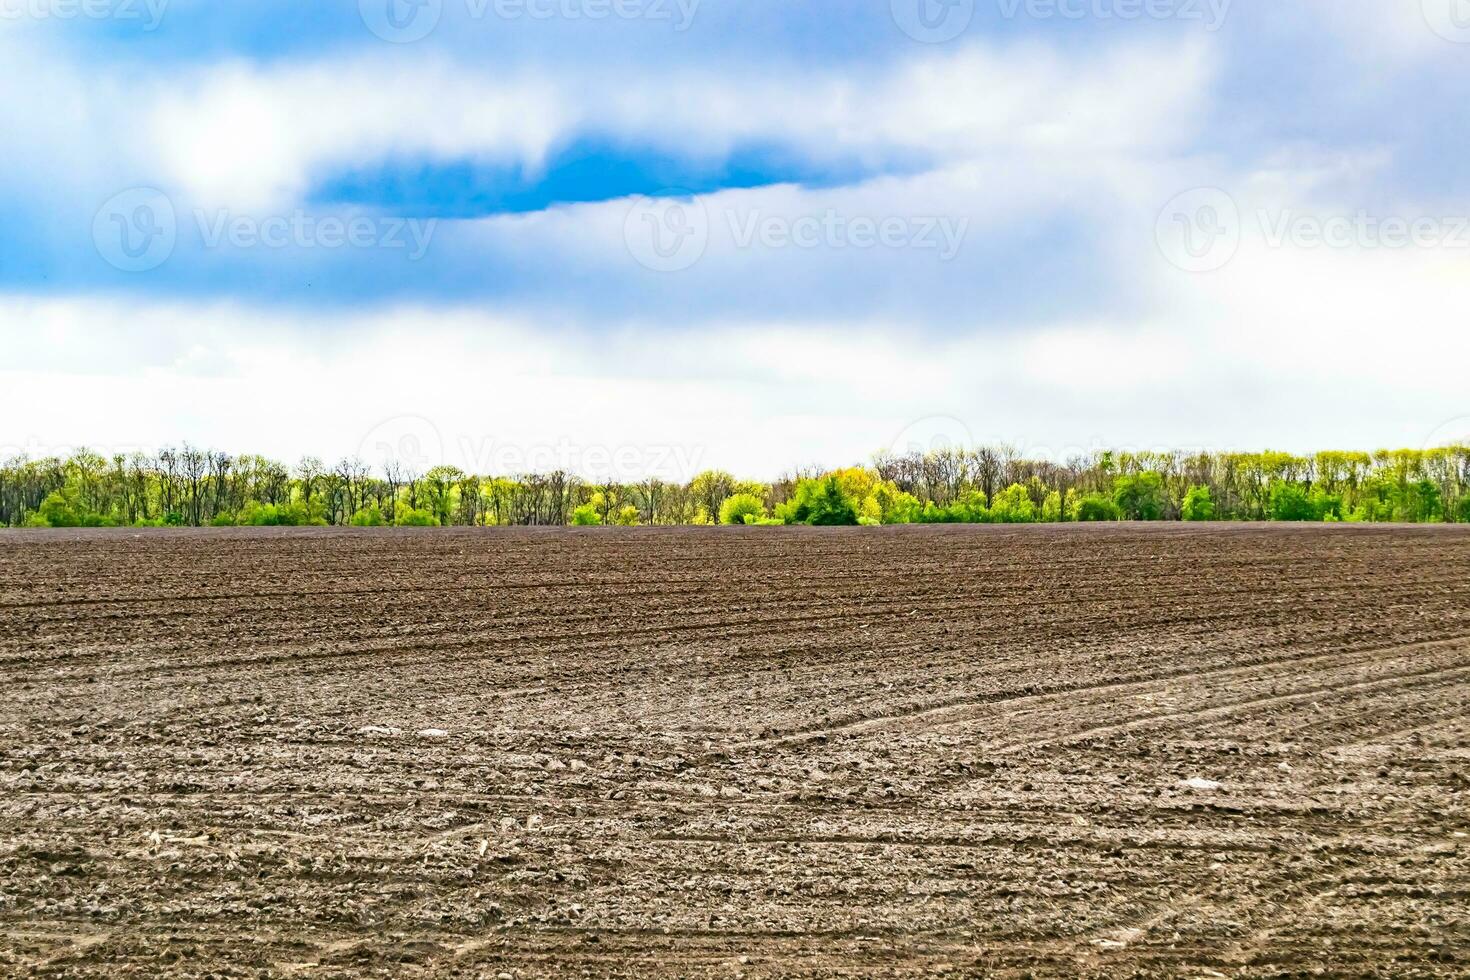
[1,523,1467,977]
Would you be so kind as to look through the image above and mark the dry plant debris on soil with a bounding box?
[1,524,1467,977]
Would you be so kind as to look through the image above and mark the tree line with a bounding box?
[2,445,1468,529]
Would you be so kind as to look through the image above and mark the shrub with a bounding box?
[1074,494,1121,522]
[34,491,113,528]
[807,477,859,526]
[1113,472,1167,521]
[569,504,601,526]
[773,495,802,525]
[871,486,922,525]
[777,477,860,526]
[1269,482,1315,522]
[1181,485,1216,521]
[241,501,314,526]
[36,492,81,528]
[719,493,766,526]
[856,483,924,525]
[1041,491,1063,523]
[916,502,953,524]
[349,504,386,527]
[240,502,274,526]
[1267,481,1348,522]
[1310,489,1344,522]
[1394,479,1442,523]
[989,484,1037,524]
[394,507,439,527]
[949,492,992,523]
[615,505,640,526]
[916,492,990,524]
[1459,496,1470,523]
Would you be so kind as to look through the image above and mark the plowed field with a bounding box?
[1,524,1467,977]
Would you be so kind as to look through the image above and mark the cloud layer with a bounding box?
[3,1,1468,466]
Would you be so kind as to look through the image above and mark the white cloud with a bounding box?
[3,230,1467,479]
[4,11,1464,469]
[126,38,1213,211]
[1306,0,1457,58]
[146,58,571,211]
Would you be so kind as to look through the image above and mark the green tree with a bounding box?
[1309,488,1343,522]
[1113,472,1167,521]
[778,476,859,526]
[350,503,386,526]
[989,483,1037,523]
[37,491,83,527]
[422,466,462,526]
[808,477,859,525]
[34,490,112,528]
[1269,482,1315,521]
[689,470,738,523]
[1041,491,1063,523]
[719,492,767,525]
[1396,479,1442,523]
[1181,485,1216,521]
[1074,494,1120,522]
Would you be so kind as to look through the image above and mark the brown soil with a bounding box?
[1,524,1467,978]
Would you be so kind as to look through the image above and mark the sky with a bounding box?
[3,0,1470,480]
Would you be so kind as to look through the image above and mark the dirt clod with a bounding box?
[1,523,1468,977]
